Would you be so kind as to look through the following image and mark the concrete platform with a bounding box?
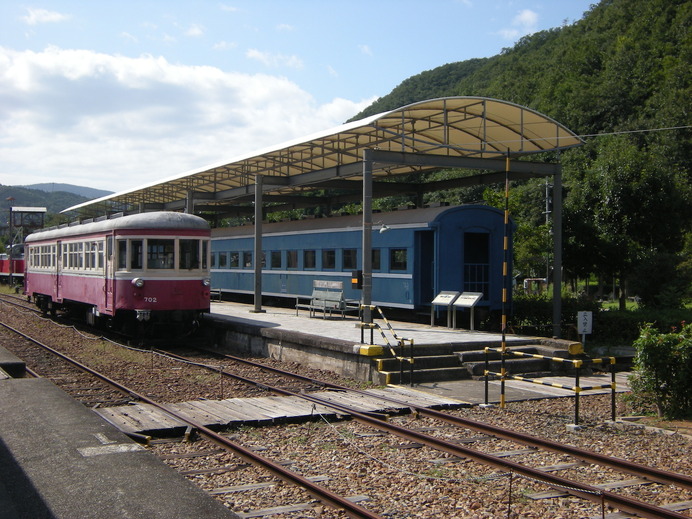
[206,301,630,404]
[209,300,529,348]
[0,345,25,378]
[0,377,237,519]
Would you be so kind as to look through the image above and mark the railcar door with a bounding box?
[104,236,114,312]
[55,240,62,301]
[415,231,435,307]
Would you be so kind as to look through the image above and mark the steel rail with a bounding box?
[297,391,688,519]
[178,347,690,519]
[0,323,383,519]
[190,346,692,490]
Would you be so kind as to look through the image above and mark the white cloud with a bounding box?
[358,44,373,56]
[246,49,304,69]
[21,8,70,26]
[0,46,371,191]
[499,9,539,40]
[213,40,237,51]
[185,24,205,37]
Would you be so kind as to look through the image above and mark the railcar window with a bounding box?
[372,249,381,270]
[117,240,127,270]
[322,249,335,270]
[211,253,217,269]
[343,249,357,270]
[179,239,200,269]
[130,240,143,270]
[202,240,208,269]
[287,250,298,269]
[97,241,104,269]
[217,253,226,268]
[230,252,239,268]
[390,249,408,271]
[86,242,100,270]
[270,251,281,269]
[303,250,315,269]
[148,239,174,269]
[243,251,252,268]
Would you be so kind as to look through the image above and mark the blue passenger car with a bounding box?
[210,204,512,313]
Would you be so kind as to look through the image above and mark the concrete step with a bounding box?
[464,358,552,377]
[376,366,472,385]
[375,354,461,372]
[455,346,540,364]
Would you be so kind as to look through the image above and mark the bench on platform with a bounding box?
[295,280,360,319]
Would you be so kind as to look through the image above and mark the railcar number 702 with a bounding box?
[144,297,158,303]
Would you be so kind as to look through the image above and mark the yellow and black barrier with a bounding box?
[483,348,618,425]
[359,304,415,386]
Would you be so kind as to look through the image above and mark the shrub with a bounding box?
[628,322,692,419]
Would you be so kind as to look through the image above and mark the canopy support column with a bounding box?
[252,174,265,314]
[362,149,373,325]
[552,168,563,337]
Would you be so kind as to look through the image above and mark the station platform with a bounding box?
[207,301,630,403]
[0,377,237,519]
[209,300,527,349]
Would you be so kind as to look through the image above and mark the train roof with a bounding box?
[26,211,209,243]
[211,204,503,238]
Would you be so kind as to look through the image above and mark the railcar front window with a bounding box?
[180,239,200,269]
[148,239,174,269]
[390,249,408,271]
[117,240,127,270]
[130,240,143,270]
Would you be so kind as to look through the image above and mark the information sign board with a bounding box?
[431,291,460,327]
[577,311,593,335]
[453,292,483,308]
[431,291,460,306]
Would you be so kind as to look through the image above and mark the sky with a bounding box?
[0,1,595,194]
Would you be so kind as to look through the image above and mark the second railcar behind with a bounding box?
[211,204,512,314]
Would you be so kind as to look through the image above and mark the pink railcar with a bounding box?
[24,212,211,335]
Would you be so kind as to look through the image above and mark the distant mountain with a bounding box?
[21,183,112,200]
[0,185,92,216]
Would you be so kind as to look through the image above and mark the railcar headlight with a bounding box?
[202,278,211,287]
[131,277,145,288]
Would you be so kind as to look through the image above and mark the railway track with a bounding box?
[1,294,690,517]
[152,347,692,519]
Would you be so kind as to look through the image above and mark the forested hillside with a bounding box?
[353,0,691,309]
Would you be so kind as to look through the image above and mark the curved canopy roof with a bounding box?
[64,97,582,217]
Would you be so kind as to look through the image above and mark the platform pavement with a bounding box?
[0,377,238,519]
[208,301,629,404]
[209,300,531,347]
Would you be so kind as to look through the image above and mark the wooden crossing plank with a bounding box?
[217,398,279,422]
[95,385,468,435]
[190,399,257,423]
[167,401,231,426]
[369,386,467,407]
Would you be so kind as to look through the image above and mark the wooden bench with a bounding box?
[295,280,360,319]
